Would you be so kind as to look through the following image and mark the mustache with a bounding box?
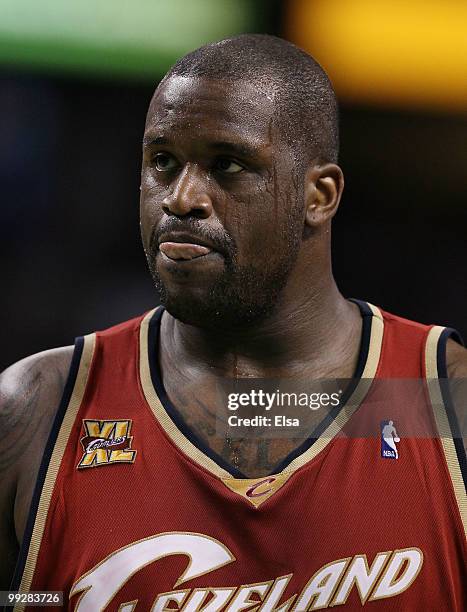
[149,218,236,260]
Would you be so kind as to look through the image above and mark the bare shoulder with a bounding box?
[0,345,74,588]
[445,338,467,454]
[0,346,74,478]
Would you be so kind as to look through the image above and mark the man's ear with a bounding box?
[304,163,344,227]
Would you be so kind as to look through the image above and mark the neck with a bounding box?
[160,268,362,380]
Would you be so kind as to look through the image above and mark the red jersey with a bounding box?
[10,300,466,611]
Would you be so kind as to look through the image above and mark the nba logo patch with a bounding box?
[380,420,400,459]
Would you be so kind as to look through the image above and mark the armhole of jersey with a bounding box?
[9,333,96,603]
[424,326,466,538]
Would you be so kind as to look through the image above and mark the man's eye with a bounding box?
[215,158,244,174]
[153,153,178,171]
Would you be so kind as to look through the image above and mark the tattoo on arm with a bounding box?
[0,368,42,475]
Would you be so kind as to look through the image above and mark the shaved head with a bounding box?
[161,33,339,165]
[141,34,344,330]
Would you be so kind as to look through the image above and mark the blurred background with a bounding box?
[1,0,466,369]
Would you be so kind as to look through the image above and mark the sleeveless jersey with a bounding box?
[9,300,467,611]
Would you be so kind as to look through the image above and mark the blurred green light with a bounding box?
[0,0,254,79]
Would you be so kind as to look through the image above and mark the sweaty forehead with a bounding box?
[145,75,276,140]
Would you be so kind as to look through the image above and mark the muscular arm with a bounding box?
[0,346,73,589]
[446,338,467,455]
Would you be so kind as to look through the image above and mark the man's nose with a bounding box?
[162,163,213,218]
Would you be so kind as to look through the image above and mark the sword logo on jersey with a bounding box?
[77,419,137,469]
[380,419,400,459]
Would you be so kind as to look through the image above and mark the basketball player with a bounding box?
[1,35,465,610]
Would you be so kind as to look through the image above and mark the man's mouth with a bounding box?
[158,241,213,261]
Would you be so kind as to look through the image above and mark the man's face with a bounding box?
[140,76,305,329]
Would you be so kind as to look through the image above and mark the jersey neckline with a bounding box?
[139,300,384,481]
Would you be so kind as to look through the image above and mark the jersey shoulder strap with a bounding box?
[10,311,155,596]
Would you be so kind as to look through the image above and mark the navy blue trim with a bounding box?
[148,309,247,478]
[272,298,373,473]
[436,327,467,492]
[7,338,85,604]
[148,299,375,478]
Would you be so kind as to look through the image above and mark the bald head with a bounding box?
[141,34,344,329]
[161,34,339,165]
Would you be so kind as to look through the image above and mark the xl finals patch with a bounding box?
[77,419,137,469]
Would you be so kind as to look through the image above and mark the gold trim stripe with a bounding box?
[425,326,467,538]
[139,310,231,479]
[140,303,384,486]
[284,303,384,472]
[15,333,96,610]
